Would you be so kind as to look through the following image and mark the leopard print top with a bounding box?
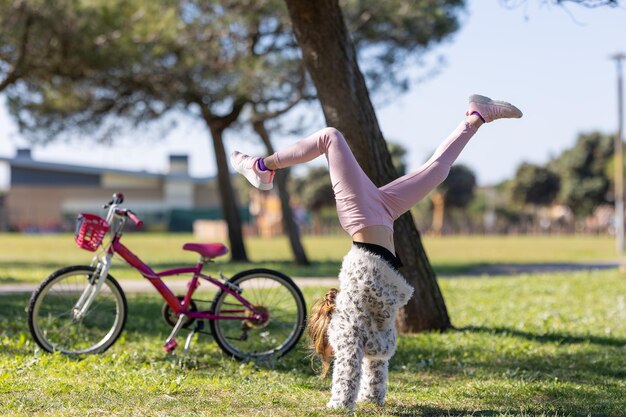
[326,246,414,409]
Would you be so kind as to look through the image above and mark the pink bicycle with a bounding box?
[27,193,307,359]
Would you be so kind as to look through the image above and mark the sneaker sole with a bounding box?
[257,182,273,191]
[469,94,523,118]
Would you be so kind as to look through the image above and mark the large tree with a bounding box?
[3,0,461,268]
[4,0,310,262]
[283,0,464,332]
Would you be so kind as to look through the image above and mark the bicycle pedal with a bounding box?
[164,339,178,353]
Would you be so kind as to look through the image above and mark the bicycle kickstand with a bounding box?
[164,314,187,353]
[183,321,204,355]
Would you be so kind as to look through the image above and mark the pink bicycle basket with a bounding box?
[74,213,110,252]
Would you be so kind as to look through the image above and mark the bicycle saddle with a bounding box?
[182,243,229,259]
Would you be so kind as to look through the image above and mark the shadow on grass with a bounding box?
[456,325,626,382]
[391,325,626,416]
[394,325,626,381]
[432,262,491,276]
[460,325,626,348]
[0,293,32,355]
[390,405,606,417]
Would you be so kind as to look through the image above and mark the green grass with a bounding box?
[2,270,626,416]
[2,233,626,415]
[0,233,622,283]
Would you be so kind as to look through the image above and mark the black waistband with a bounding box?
[352,241,403,271]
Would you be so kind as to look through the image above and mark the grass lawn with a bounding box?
[2,268,626,416]
[0,233,622,283]
[1,233,625,415]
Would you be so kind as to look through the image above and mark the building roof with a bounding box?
[0,152,215,184]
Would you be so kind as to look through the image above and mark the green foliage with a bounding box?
[2,0,305,141]
[437,164,476,208]
[0,0,107,90]
[341,0,465,93]
[550,132,614,217]
[2,0,183,140]
[510,163,560,207]
[0,0,467,143]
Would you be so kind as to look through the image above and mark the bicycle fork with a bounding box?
[72,256,112,321]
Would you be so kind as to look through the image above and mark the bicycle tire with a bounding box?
[27,265,127,355]
[209,268,306,361]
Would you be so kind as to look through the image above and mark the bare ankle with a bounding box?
[467,116,484,128]
[263,156,278,171]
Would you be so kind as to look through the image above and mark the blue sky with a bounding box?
[1,0,625,188]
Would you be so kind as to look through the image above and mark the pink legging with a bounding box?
[269,121,479,236]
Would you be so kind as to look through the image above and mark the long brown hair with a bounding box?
[307,288,338,378]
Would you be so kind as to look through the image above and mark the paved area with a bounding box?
[0,277,341,294]
[458,261,624,277]
[1,262,623,294]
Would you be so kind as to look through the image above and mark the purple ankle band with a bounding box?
[471,111,486,123]
[257,158,269,171]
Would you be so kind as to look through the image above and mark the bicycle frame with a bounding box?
[74,200,266,326]
[109,237,266,323]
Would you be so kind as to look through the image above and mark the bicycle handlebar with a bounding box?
[125,210,144,228]
[115,208,144,228]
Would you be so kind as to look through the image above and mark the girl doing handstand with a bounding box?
[231,95,522,410]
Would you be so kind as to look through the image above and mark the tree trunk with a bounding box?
[200,104,249,262]
[431,191,445,237]
[283,0,452,332]
[252,121,310,265]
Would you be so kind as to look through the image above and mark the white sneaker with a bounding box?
[467,94,523,122]
[230,151,275,190]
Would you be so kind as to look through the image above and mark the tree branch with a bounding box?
[501,0,619,7]
[200,98,247,131]
[554,0,618,6]
[0,10,33,92]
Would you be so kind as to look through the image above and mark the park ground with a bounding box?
[1,234,626,416]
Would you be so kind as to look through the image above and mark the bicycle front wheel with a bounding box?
[210,269,306,360]
[27,265,127,355]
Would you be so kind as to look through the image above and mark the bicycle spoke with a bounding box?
[210,270,306,360]
[28,266,127,355]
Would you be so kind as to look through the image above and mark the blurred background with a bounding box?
[0,0,624,241]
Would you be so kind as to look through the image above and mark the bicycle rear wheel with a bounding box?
[28,265,127,355]
[209,268,306,360]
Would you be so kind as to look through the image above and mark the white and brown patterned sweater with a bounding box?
[327,245,414,410]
